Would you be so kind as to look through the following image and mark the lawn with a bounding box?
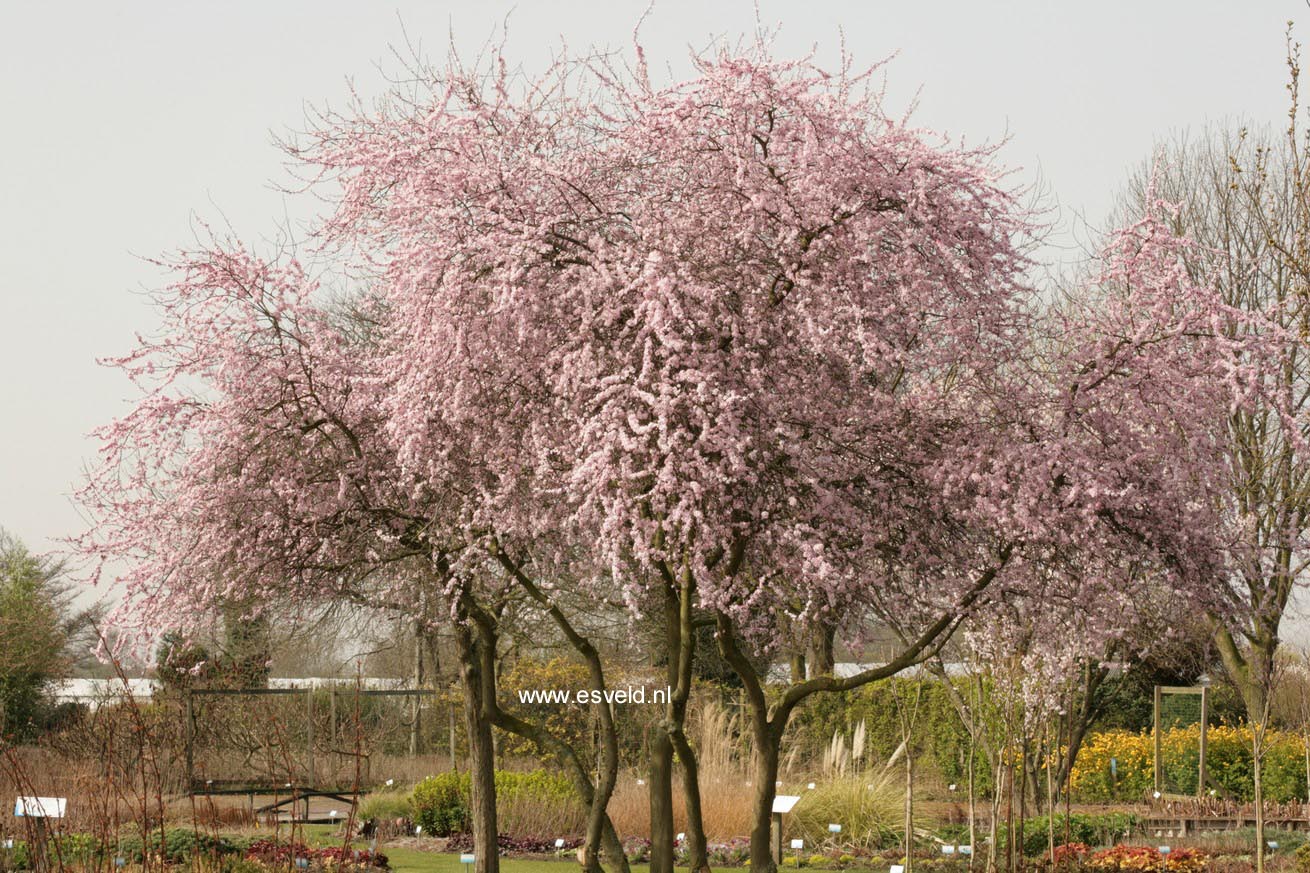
[378,850,589,873]
[295,826,690,873]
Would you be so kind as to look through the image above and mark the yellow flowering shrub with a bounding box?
[1070,729,1153,801]
[1071,725,1306,802]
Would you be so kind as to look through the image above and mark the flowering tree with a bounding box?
[77,31,1303,873]
[284,39,1059,872]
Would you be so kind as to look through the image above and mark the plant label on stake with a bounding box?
[828,824,842,834]
[772,796,801,814]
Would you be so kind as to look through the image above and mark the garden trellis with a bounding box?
[1152,685,1210,798]
[181,685,454,812]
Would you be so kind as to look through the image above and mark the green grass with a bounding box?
[376,853,905,873]
[292,830,690,873]
[283,825,886,873]
[379,849,598,873]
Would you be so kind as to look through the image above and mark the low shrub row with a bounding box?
[0,831,387,872]
[1084,845,1206,873]
[1011,813,1139,856]
[411,769,581,837]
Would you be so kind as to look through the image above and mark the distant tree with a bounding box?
[153,607,272,690]
[0,530,83,739]
[154,631,213,691]
[218,600,271,688]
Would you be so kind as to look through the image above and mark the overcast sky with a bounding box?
[1,1,1305,620]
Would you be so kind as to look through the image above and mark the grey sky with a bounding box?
[0,1,1303,614]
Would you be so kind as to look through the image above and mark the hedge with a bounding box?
[411,769,578,836]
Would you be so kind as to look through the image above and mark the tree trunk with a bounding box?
[649,578,680,873]
[492,701,631,873]
[462,587,630,873]
[650,728,676,873]
[748,721,782,873]
[711,552,1014,873]
[985,759,1001,873]
[904,751,914,873]
[651,566,707,873]
[1045,729,1055,865]
[1303,726,1309,826]
[672,730,710,873]
[1017,741,1028,873]
[1052,662,1108,801]
[493,549,629,873]
[1255,724,1266,873]
[789,653,806,684]
[809,624,835,679]
[671,576,708,873]
[411,617,425,757]
[454,618,499,873]
[967,736,976,871]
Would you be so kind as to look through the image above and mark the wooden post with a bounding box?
[185,689,196,792]
[307,689,316,789]
[32,818,48,873]
[450,703,458,773]
[1198,685,1209,798]
[1153,685,1162,793]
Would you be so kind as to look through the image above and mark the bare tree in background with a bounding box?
[1114,31,1310,873]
